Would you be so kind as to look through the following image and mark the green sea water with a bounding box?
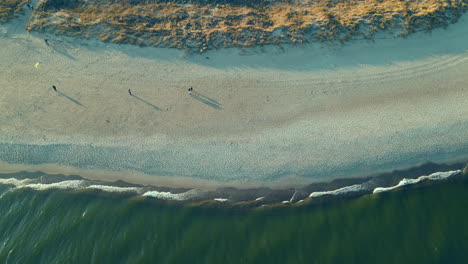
[0,176,467,264]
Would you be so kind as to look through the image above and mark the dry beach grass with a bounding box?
[10,0,468,51]
[0,0,29,22]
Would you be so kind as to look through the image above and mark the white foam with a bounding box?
[255,197,265,201]
[309,184,365,198]
[0,177,202,199]
[20,180,86,191]
[373,170,461,193]
[0,178,85,191]
[142,189,200,201]
[214,198,228,202]
[87,185,141,193]
[0,178,33,187]
[0,178,140,193]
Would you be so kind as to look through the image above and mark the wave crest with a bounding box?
[373,170,460,194]
[142,189,201,201]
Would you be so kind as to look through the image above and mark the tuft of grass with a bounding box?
[0,0,30,23]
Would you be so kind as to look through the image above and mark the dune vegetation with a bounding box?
[0,0,29,22]
[3,0,468,51]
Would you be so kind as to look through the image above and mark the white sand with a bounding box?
[0,12,467,188]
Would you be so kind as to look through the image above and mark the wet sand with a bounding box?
[0,162,466,206]
[0,13,467,188]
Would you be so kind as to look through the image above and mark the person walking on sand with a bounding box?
[188,87,193,95]
[128,89,132,96]
[52,85,57,92]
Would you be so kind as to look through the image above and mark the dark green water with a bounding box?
[0,177,467,264]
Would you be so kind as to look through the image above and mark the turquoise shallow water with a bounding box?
[0,175,467,264]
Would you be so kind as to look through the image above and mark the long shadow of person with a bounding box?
[57,91,85,107]
[190,91,223,110]
[131,95,163,111]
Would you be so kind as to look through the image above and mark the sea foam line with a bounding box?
[24,180,86,190]
[0,169,462,202]
[142,189,201,201]
[309,184,366,198]
[373,170,461,194]
[87,185,141,193]
[22,180,86,190]
[0,177,202,200]
[0,178,86,190]
[0,178,32,186]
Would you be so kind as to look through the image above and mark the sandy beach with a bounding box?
[0,13,467,189]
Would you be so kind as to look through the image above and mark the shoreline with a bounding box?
[0,160,466,207]
[1,149,467,190]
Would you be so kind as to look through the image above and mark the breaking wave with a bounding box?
[306,170,462,200]
[142,189,201,200]
[0,177,198,201]
[0,168,464,205]
[87,185,141,193]
[0,178,86,190]
[309,184,366,198]
[372,170,460,194]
